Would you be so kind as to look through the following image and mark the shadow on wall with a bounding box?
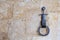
[0,32,9,40]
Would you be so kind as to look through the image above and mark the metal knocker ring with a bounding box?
[38,7,50,36]
[38,26,50,36]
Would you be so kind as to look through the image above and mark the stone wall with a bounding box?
[0,0,60,40]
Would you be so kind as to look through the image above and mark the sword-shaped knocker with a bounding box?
[38,7,50,36]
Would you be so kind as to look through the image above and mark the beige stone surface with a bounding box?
[0,0,60,40]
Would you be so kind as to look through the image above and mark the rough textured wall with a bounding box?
[0,0,60,40]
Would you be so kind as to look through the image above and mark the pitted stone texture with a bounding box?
[0,0,13,20]
[0,20,8,33]
[8,19,26,40]
[0,20,9,40]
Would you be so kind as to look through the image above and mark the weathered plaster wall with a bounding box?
[0,0,60,40]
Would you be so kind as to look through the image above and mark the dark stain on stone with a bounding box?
[0,32,9,40]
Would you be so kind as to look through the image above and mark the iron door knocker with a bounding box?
[38,7,50,36]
